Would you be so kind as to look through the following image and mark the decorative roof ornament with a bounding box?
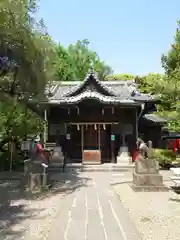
[62,63,116,97]
[89,61,94,75]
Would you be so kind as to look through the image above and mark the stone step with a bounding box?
[48,163,135,172]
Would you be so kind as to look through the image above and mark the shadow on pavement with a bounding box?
[47,169,91,197]
[0,169,90,239]
[0,180,46,239]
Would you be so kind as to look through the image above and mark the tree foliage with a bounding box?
[54,39,113,81]
[0,100,43,139]
[135,73,164,94]
[0,0,56,99]
[105,73,135,81]
[0,0,51,159]
[162,21,180,74]
[107,70,179,132]
[160,21,180,132]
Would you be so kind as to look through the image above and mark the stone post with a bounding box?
[44,108,47,148]
[116,133,131,165]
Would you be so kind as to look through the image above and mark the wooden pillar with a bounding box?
[132,107,138,162]
[44,108,47,148]
[81,125,84,161]
[135,107,138,141]
[98,124,101,150]
[111,124,115,163]
[64,123,67,161]
[98,124,102,163]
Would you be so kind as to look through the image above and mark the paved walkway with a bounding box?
[47,171,142,240]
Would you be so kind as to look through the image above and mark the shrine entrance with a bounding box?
[83,125,98,150]
[68,123,113,164]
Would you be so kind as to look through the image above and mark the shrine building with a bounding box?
[30,69,167,164]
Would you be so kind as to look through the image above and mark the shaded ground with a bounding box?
[0,180,43,239]
[0,169,90,240]
[1,168,174,240]
[0,168,142,240]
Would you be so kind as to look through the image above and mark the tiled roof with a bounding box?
[47,90,139,105]
[65,71,115,97]
[143,114,167,123]
[46,70,157,104]
[47,81,156,103]
[131,94,157,102]
[48,81,133,99]
[162,132,180,139]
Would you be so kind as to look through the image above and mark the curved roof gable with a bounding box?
[65,69,115,97]
[47,90,139,105]
[46,69,159,104]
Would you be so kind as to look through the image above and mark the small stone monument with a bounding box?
[116,145,132,165]
[26,143,49,192]
[29,156,43,192]
[116,134,132,165]
[132,140,168,191]
[24,158,32,189]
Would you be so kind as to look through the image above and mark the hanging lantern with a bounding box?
[102,108,104,115]
[103,124,106,130]
[77,107,80,115]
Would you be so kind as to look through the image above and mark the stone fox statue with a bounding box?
[136,139,157,170]
[136,139,149,158]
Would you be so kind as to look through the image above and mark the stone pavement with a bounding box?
[0,170,142,240]
[47,171,142,240]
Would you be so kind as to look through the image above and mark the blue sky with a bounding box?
[38,0,180,75]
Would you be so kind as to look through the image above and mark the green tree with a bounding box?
[135,73,164,94]
[162,21,180,74]
[0,0,56,99]
[106,73,135,81]
[0,100,43,139]
[161,21,180,131]
[54,39,113,81]
[0,0,52,169]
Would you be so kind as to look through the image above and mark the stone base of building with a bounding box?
[82,161,101,165]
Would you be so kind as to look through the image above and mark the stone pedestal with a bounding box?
[49,146,64,167]
[132,159,169,192]
[116,146,131,165]
[29,172,48,192]
[133,172,163,186]
[29,173,41,192]
[42,172,48,187]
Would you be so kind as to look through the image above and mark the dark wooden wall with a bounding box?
[46,101,138,162]
[139,122,163,148]
[48,102,136,124]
